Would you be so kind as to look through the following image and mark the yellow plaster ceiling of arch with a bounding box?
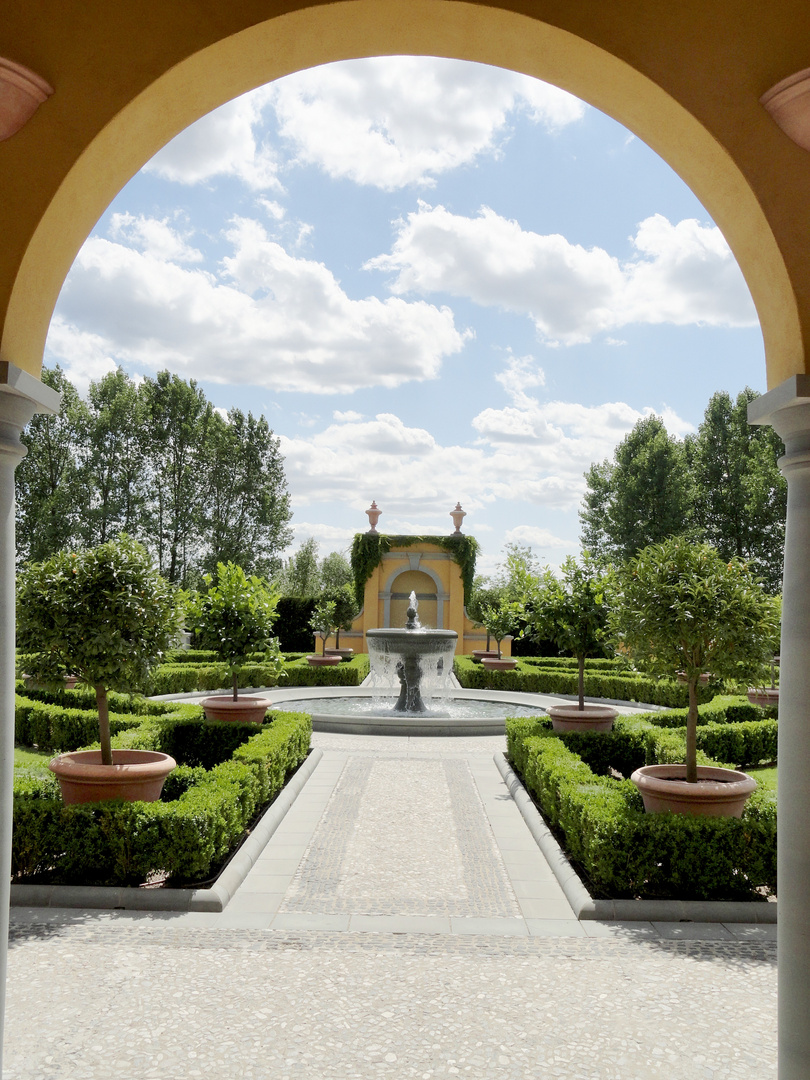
[0,0,802,387]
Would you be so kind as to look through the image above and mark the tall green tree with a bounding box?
[579,415,693,563]
[141,371,213,585]
[15,366,88,564]
[77,368,147,547]
[199,407,293,578]
[320,550,353,594]
[276,538,321,597]
[685,388,785,592]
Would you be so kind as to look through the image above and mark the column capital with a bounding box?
[0,361,60,461]
[748,374,810,456]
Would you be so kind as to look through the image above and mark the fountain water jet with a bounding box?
[365,591,457,715]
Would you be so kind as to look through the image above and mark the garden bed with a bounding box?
[12,686,311,888]
[505,696,777,902]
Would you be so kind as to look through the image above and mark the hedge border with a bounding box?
[505,704,777,902]
[12,693,312,889]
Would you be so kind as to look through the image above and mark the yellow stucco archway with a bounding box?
[2,0,810,390]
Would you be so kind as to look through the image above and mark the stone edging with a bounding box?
[494,752,777,924]
[10,748,324,913]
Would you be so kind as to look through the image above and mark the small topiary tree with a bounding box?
[612,536,780,783]
[330,583,360,650]
[309,598,337,656]
[523,553,611,710]
[478,600,522,659]
[187,562,283,701]
[16,535,181,766]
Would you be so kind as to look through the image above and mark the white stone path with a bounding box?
[3,732,776,1078]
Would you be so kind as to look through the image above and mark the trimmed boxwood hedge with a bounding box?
[506,697,777,901]
[455,656,716,708]
[12,692,311,886]
[146,653,371,695]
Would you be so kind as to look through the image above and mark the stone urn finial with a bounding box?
[0,58,53,141]
[450,502,466,534]
[365,500,381,533]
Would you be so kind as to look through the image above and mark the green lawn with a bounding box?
[14,746,51,772]
[749,765,777,792]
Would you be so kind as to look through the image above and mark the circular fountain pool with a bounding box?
[266,687,549,736]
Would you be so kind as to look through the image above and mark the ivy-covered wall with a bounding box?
[350,532,479,607]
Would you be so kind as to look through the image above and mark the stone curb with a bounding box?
[11,748,324,913]
[494,752,777,924]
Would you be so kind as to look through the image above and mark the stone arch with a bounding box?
[1,0,808,389]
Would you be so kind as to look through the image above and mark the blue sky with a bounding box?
[44,57,766,577]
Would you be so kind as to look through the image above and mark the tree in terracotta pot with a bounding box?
[329,583,360,657]
[187,561,283,723]
[478,600,522,668]
[16,534,182,803]
[308,599,341,665]
[612,535,780,814]
[523,553,617,731]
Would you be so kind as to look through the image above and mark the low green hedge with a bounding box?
[12,704,311,886]
[506,704,777,901]
[280,655,370,687]
[147,653,370,695]
[518,656,628,671]
[455,656,714,708]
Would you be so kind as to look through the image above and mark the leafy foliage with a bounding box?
[186,562,283,698]
[521,554,612,707]
[351,532,480,606]
[17,535,181,763]
[477,600,522,658]
[611,536,779,781]
[309,599,337,655]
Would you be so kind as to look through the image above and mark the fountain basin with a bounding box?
[266,686,548,736]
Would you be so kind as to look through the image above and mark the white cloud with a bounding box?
[333,410,364,423]
[145,89,280,189]
[504,525,571,549]
[268,57,585,190]
[367,204,758,343]
[278,393,693,520]
[108,213,203,263]
[49,217,468,395]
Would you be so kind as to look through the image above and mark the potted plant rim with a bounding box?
[613,536,780,815]
[188,561,284,723]
[525,553,617,732]
[16,534,181,804]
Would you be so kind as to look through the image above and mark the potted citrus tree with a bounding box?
[612,536,780,815]
[307,599,341,666]
[478,600,521,670]
[523,553,617,731]
[325,583,360,659]
[187,561,284,723]
[17,534,181,804]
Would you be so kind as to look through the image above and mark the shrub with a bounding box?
[509,723,776,900]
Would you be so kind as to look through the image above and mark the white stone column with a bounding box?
[749,375,810,1080]
[0,363,59,1071]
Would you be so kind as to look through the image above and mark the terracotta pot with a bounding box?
[547,703,618,732]
[676,672,711,685]
[630,764,757,817]
[481,657,517,671]
[747,687,780,708]
[471,650,500,662]
[49,749,176,805]
[325,648,354,660]
[307,654,342,666]
[201,695,270,724]
[63,675,79,689]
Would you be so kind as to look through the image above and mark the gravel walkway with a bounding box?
[4,731,777,1078]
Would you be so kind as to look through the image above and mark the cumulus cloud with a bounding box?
[268,57,585,190]
[366,204,758,343]
[141,58,584,193]
[108,213,203,263]
[504,525,571,549]
[278,384,693,519]
[49,216,468,395]
[145,90,280,189]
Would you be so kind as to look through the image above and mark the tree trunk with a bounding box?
[335,627,341,649]
[232,671,239,702]
[686,678,698,783]
[486,628,491,650]
[96,684,112,766]
[578,654,585,711]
